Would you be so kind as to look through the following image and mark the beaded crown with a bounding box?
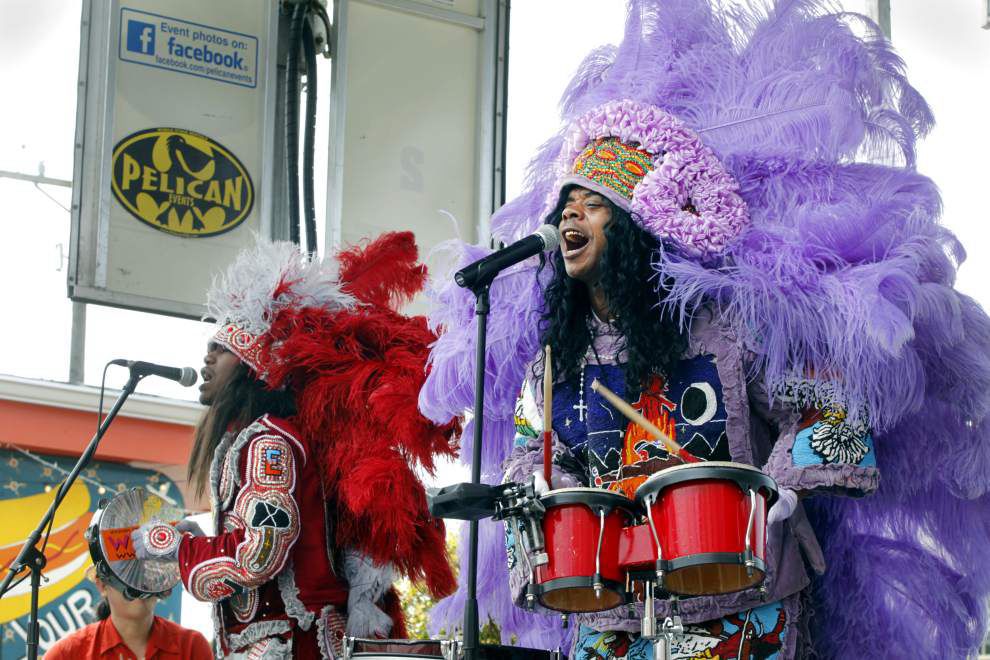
[563,136,654,209]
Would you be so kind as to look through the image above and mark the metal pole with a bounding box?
[865,0,891,39]
[463,285,490,660]
[0,170,73,187]
[0,371,143,659]
[26,557,43,660]
[69,302,87,384]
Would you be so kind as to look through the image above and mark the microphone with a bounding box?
[110,360,199,387]
[454,225,560,290]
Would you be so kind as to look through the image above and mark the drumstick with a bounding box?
[543,345,553,486]
[590,378,701,464]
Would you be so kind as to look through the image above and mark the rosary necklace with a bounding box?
[574,342,617,424]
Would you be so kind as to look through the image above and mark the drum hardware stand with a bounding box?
[493,479,548,610]
[494,480,548,566]
[0,369,145,660]
[641,581,683,660]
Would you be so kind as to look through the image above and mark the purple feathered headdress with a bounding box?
[554,99,751,259]
[420,0,990,655]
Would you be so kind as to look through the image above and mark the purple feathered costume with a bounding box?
[419,1,990,657]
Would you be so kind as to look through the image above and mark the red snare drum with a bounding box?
[634,462,777,597]
[534,488,638,613]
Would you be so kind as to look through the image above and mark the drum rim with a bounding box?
[343,638,560,660]
[648,460,766,476]
[540,487,639,515]
[345,637,452,660]
[542,486,634,498]
[634,461,778,505]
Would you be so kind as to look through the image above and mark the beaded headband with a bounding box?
[212,322,264,374]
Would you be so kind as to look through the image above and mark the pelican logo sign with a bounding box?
[110,128,254,237]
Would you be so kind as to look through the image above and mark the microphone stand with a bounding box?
[462,280,491,660]
[0,370,145,660]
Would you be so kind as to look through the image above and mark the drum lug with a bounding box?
[654,560,667,588]
[525,583,539,610]
[560,614,569,629]
[592,573,604,600]
[343,636,355,660]
[441,639,459,660]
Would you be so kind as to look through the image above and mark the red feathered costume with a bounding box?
[161,234,457,658]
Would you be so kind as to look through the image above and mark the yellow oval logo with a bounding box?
[111,128,254,237]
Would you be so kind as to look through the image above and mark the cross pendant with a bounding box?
[572,400,588,423]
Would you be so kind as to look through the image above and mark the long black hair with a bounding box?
[188,361,297,497]
[538,187,687,393]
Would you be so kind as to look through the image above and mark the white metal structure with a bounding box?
[325,0,509,257]
[69,0,281,319]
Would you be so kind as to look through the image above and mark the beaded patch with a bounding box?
[142,521,180,558]
[187,433,301,602]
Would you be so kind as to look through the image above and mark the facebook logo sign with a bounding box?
[125,20,156,55]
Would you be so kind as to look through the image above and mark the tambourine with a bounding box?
[85,487,183,599]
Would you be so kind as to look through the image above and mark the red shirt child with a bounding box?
[45,614,212,659]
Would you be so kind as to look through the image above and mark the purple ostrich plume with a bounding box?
[419,0,990,656]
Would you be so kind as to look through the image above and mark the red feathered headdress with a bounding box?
[216,233,459,600]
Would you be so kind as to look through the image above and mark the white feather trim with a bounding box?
[206,236,358,337]
[342,549,395,638]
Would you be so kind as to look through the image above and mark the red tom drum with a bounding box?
[534,487,638,613]
[634,462,777,597]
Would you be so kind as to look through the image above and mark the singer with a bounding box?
[420,0,990,657]
[133,233,459,658]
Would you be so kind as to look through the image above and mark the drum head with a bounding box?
[540,487,639,516]
[87,487,183,597]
